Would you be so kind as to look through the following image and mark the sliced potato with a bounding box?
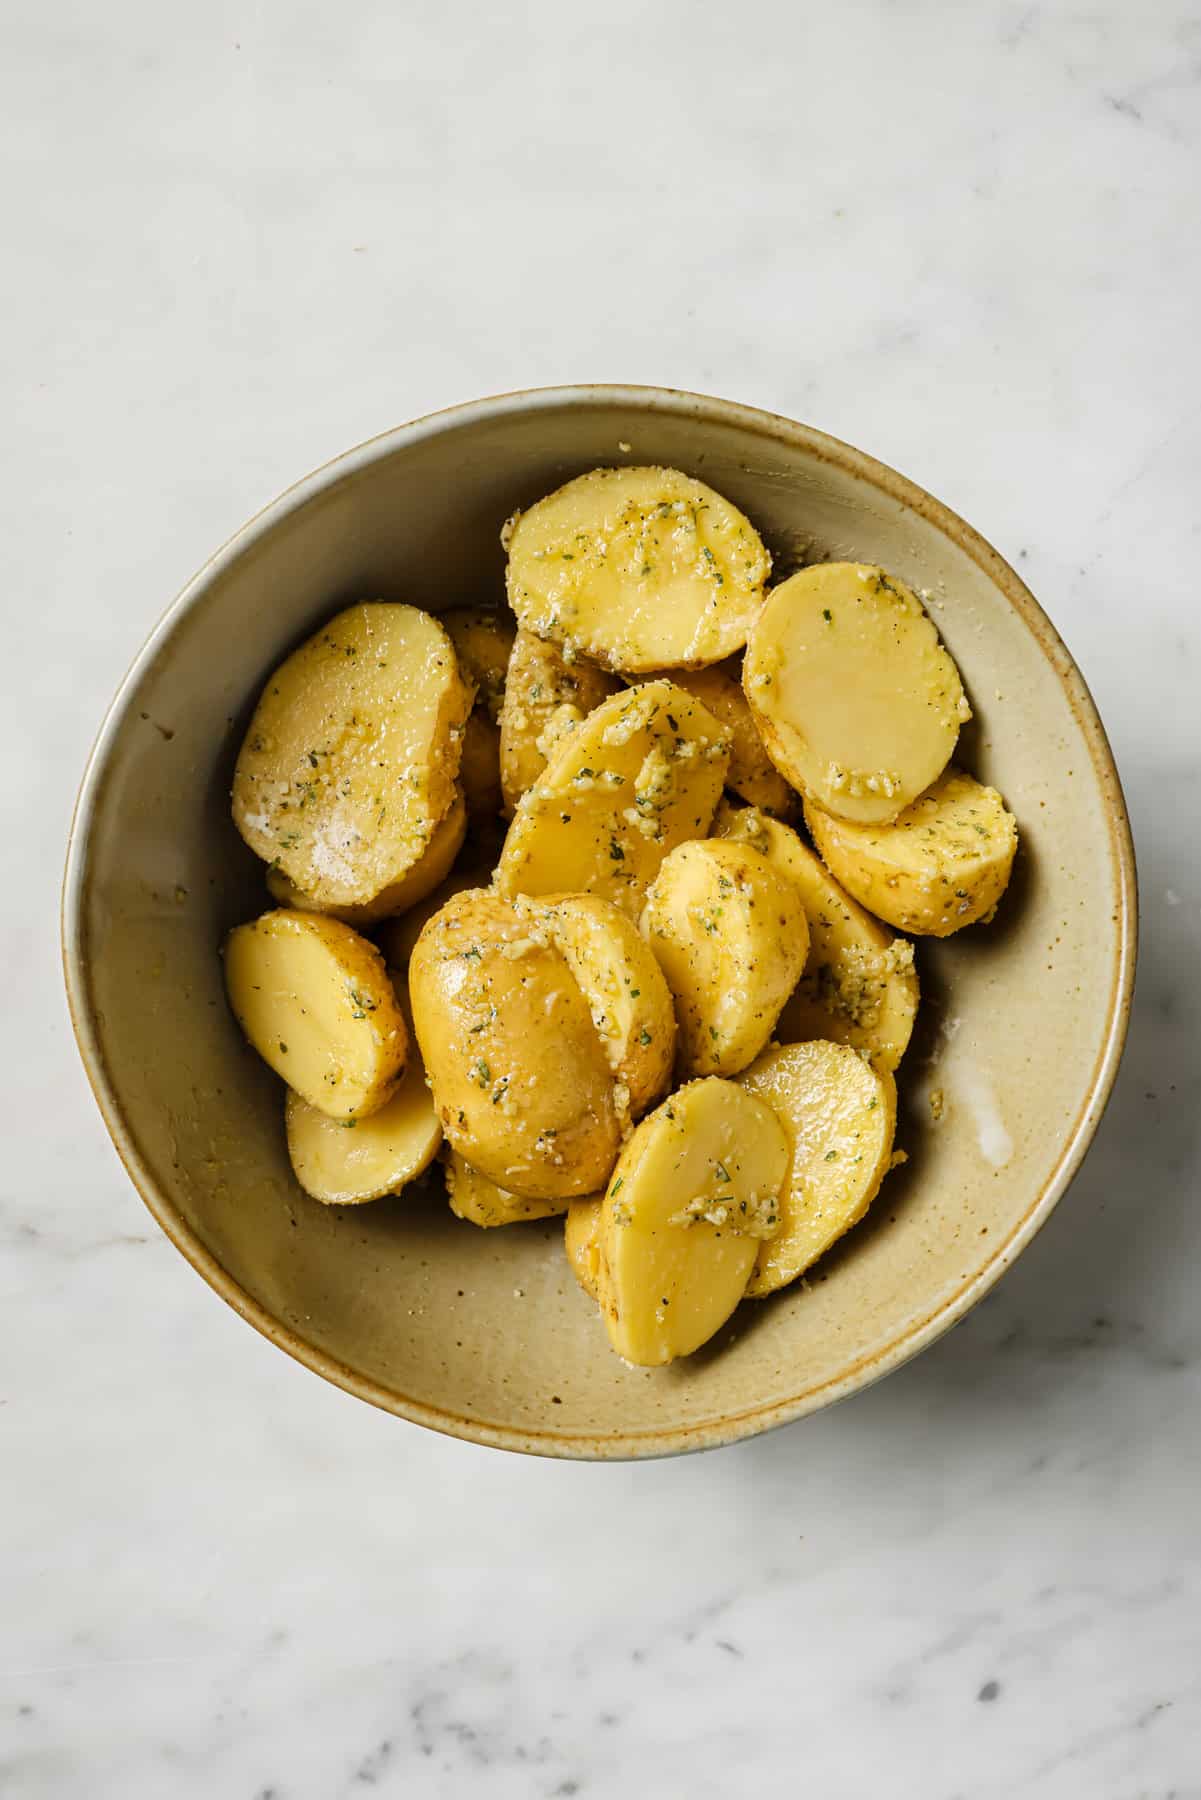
[640,839,809,1078]
[496,680,730,917]
[520,892,675,1117]
[641,662,796,816]
[805,766,1019,936]
[713,801,918,1072]
[505,466,770,673]
[458,710,503,818]
[565,1197,604,1299]
[743,564,968,824]
[738,1041,896,1297]
[440,607,515,723]
[597,1079,789,1365]
[408,888,620,1200]
[224,910,407,1119]
[498,628,620,817]
[444,1148,568,1227]
[266,792,467,925]
[232,602,473,906]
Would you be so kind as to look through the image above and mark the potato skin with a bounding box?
[565,1198,604,1299]
[408,889,620,1200]
[443,1148,569,1226]
[440,608,515,723]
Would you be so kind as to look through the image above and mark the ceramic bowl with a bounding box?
[62,387,1136,1458]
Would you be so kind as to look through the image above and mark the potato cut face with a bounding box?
[408,889,620,1200]
[598,1079,789,1366]
[224,910,407,1119]
[640,839,809,1078]
[805,766,1019,936]
[458,711,503,818]
[713,801,918,1072]
[505,466,771,674]
[738,1042,896,1297]
[440,607,515,723]
[641,662,796,816]
[444,1148,568,1227]
[232,602,473,906]
[266,792,467,925]
[498,628,620,817]
[565,1198,604,1299]
[744,564,968,824]
[496,680,730,918]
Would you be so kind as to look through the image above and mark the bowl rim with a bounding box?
[62,383,1138,1460]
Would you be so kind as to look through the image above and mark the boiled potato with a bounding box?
[505,466,770,673]
[713,801,919,1073]
[640,662,796,816]
[444,1148,568,1227]
[498,628,620,817]
[375,827,504,969]
[738,1041,896,1297]
[232,603,473,906]
[805,766,1019,936]
[458,711,503,817]
[597,1079,789,1365]
[565,1197,604,1299]
[521,893,675,1117]
[496,681,730,917]
[265,792,467,925]
[440,607,515,723]
[640,839,809,1078]
[409,888,620,1199]
[224,909,407,1119]
[743,564,969,824]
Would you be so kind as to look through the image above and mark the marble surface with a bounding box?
[4,0,1201,1793]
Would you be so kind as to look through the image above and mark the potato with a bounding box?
[224,910,407,1119]
[232,602,473,906]
[458,711,503,817]
[640,839,809,1078]
[408,888,620,1199]
[440,607,515,723]
[265,792,467,925]
[640,662,796,816]
[496,681,730,918]
[713,801,918,1073]
[596,1079,789,1365]
[738,1041,896,1297]
[805,766,1019,936]
[743,564,969,824]
[498,628,620,817]
[505,466,770,674]
[520,892,675,1117]
[565,1197,604,1299]
[444,1148,568,1227]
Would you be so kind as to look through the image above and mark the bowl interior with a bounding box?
[67,390,1133,1456]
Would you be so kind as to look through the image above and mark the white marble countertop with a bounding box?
[6,1,1200,1793]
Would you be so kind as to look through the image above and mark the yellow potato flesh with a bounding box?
[232,602,473,906]
[565,1198,604,1299]
[598,1079,789,1366]
[498,629,620,817]
[440,607,515,723]
[266,792,467,925]
[285,1030,440,1204]
[642,661,796,816]
[805,766,1019,936]
[444,1149,568,1227]
[640,838,809,1078]
[506,466,770,674]
[224,910,407,1119]
[738,1042,896,1297]
[496,681,730,918]
[743,564,968,824]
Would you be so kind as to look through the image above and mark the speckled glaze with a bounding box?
[61,387,1136,1459]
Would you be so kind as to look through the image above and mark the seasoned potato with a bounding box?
[266,792,467,925]
[640,662,796,816]
[496,681,730,917]
[233,603,472,906]
[596,1079,789,1365]
[409,889,620,1200]
[224,910,407,1119]
[458,711,503,817]
[521,893,675,1117]
[498,628,620,816]
[805,766,1019,936]
[375,829,504,970]
[440,607,515,723]
[565,1197,604,1299]
[640,839,809,1078]
[738,1042,896,1297]
[743,564,969,824]
[505,467,770,674]
[444,1148,568,1227]
[713,801,918,1072]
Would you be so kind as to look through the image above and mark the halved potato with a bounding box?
[805,766,1019,936]
[640,662,795,816]
[408,888,620,1199]
[458,711,503,818]
[440,607,515,723]
[738,1041,896,1297]
[265,792,467,925]
[743,564,968,824]
[498,628,620,817]
[565,1197,604,1299]
[505,467,770,673]
[375,826,505,970]
[596,1079,789,1365]
[444,1148,568,1227]
[496,681,730,917]
[224,910,407,1119]
[713,801,919,1072]
[232,603,473,906]
[640,839,809,1078]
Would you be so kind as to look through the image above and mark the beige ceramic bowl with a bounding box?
[63,387,1136,1458]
